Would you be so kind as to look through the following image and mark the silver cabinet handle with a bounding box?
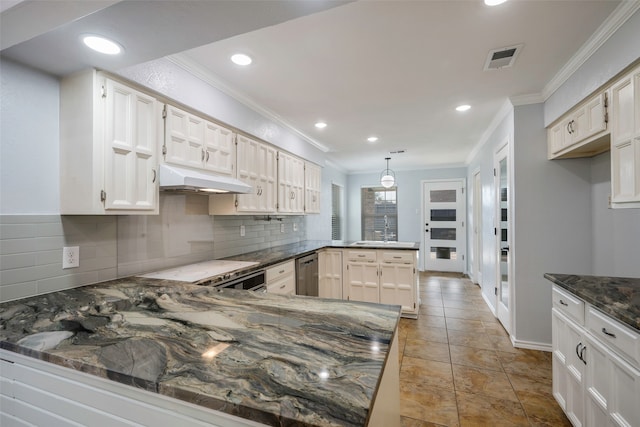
[152,168,156,183]
[206,151,210,162]
[559,299,568,306]
[601,328,616,338]
[280,284,286,289]
[201,149,205,161]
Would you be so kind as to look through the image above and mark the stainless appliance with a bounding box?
[210,270,266,293]
[295,252,318,296]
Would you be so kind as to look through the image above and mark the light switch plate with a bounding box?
[240,225,245,237]
[293,223,298,232]
[280,223,285,233]
[62,246,79,269]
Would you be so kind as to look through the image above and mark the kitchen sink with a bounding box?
[350,241,416,248]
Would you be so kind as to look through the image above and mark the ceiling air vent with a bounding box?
[484,44,523,70]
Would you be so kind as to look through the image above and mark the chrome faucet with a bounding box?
[383,215,389,242]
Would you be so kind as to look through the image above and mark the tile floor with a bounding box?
[398,272,572,427]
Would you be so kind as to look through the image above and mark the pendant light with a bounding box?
[380,157,395,188]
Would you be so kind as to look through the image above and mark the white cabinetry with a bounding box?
[551,284,640,427]
[266,261,295,295]
[163,105,234,176]
[318,250,342,299]
[343,249,418,317]
[610,64,640,208]
[547,90,609,160]
[209,134,277,214]
[304,162,322,214]
[277,151,305,214]
[60,70,159,215]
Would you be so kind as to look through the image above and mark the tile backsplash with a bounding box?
[0,194,307,303]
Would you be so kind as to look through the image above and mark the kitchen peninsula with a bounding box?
[0,276,401,426]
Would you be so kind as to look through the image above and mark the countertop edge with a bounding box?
[544,273,640,333]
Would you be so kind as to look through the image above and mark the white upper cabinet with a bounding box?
[547,90,610,160]
[209,134,277,214]
[60,70,159,215]
[304,162,321,214]
[610,64,640,208]
[163,105,234,176]
[277,151,305,214]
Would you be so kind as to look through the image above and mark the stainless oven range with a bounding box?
[207,269,266,293]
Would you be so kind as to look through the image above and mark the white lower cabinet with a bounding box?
[552,284,640,427]
[266,261,295,295]
[343,249,418,317]
[318,250,342,299]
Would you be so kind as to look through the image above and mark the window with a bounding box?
[361,187,397,241]
[331,184,343,240]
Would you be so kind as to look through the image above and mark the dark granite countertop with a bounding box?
[544,273,640,333]
[0,276,401,426]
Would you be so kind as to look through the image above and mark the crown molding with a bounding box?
[166,53,330,153]
[542,0,640,100]
[465,99,513,165]
[510,92,545,106]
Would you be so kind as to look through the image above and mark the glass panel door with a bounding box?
[422,180,466,272]
[495,144,511,333]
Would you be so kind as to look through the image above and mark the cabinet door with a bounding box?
[585,333,640,427]
[236,135,277,213]
[164,105,205,169]
[549,120,570,157]
[258,143,278,212]
[203,122,234,176]
[103,79,157,211]
[319,250,342,299]
[379,263,415,313]
[611,70,640,206]
[305,162,322,214]
[278,152,304,213]
[552,308,586,427]
[345,262,379,304]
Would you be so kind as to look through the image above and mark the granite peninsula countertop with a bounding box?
[0,276,401,426]
[544,273,640,332]
[187,240,419,286]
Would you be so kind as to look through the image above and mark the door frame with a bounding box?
[494,140,513,334]
[420,178,467,273]
[471,168,482,286]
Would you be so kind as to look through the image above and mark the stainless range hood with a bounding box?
[159,164,252,194]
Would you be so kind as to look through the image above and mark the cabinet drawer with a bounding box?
[381,251,414,264]
[266,261,294,283]
[552,286,585,325]
[345,250,377,262]
[586,306,639,368]
[267,276,295,295]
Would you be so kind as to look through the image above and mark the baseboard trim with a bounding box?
[512,338,552,353]
[481,289,497,316]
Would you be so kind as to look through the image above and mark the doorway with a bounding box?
[495,143,512,334]
[422,179,466,272]
[472,170,482,286]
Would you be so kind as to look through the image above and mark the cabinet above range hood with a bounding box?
[159,164,252,194]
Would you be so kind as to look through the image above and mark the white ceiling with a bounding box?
[1,0,629,173]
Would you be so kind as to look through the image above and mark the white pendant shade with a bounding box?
[380,157,395,188]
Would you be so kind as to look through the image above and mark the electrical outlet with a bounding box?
[240,225,245,237]
[293,223,298,232]
[280,223,285,233]
[62,246,79,269]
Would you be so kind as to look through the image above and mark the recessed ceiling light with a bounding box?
[315,122,327,129]
[484,0,508,6]
[82,35,122,55]
[367,136,379,143]
[231,53,252,66]
[456,104,471,112]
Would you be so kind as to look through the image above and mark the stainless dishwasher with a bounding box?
[295,252,318,296]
